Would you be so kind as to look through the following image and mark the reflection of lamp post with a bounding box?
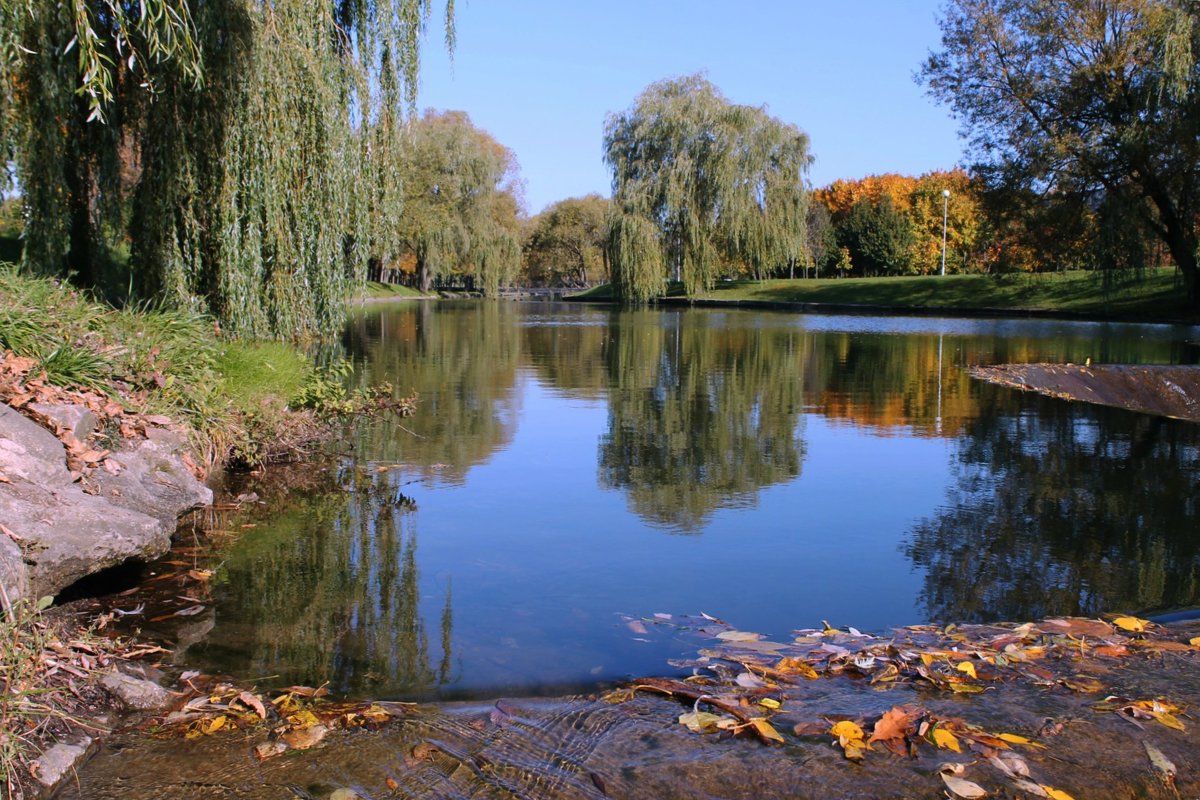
[940,189,951,276]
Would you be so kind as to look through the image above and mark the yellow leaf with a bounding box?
[1152,711,1186,731]
[830,720,864,741]
[920,653,935,666]
[956,661,978,679]
[1042,787,1075,800]
[750,717,785,744]
[842,738,867,761]
[206,715,227,734]
[997,732,1047,749]
[758,697,781,710]
[1189,636,1200,647]
[949,682,986,694]
[1113,616,1147,633]
[287,709,321,729]
[932,728,962,752]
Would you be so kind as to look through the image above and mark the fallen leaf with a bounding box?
[205,715,228,734]
[775,656,818,679]
[1041,787,1075,800]
[749,717,785,744]
[869,706,914,744]
[1112,616,1148,633]
[758,697,781,710]
[956,661,978,679]
[932,728,962,752]
[831,720,864,740]
[282,724,328,750]
[1190,636,1200,647]
[1010,779,1048,797]
[940,773,987,798]
[1144,741,1176,786]
[716,630,762,642]
[237,691,267,720]
[253,740,287,760]
[679,710,724,733]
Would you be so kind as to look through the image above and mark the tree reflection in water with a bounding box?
[907,391,1200,623]
[596,309,809,531]
[199,467,453,696]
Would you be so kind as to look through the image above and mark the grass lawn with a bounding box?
[572,269,1196,322]
[354,281,428,300]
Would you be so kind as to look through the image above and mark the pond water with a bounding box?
[181,301,1200,702]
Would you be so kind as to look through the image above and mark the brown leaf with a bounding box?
[869,706,916,744]
[281,723,328,750]
[237,691,267,720]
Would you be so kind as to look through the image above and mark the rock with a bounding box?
[32,736,94,791]
[0,402,212,604]
[27,402,99,442]
[88,436,211,530]
[99,670,174,712]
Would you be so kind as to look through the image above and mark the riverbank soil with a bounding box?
[56,614,1200,799]
[971,363,1200,422]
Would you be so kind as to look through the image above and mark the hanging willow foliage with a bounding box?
[603,74,812,301]
[395,109,521,296]
[1,0,454,337]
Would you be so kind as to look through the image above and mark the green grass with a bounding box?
[571,269,1195,321]
[356,281,427,300]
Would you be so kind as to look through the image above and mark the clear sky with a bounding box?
[415,1,965,215]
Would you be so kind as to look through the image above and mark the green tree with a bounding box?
[838,194,916,276]
[396,109,522,295]
[921,0,1200,308]
[522,194,609,287]
[602,74,811,301]
[2,0,455,336]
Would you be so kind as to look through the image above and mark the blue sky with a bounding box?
[416,1,965,215]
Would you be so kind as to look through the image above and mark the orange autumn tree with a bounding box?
[814,171,988,275]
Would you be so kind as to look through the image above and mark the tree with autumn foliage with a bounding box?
[814,171,988,276]
[922,0,1200,309]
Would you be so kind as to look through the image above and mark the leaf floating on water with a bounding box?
[626,620,649,635]
[1010,779,1049,797]
[253,740,287,760]
[281,723,328,750]
[758,697,781,710]
[932,727,962,752]
[1112,616,1148,633]
[830,719,867,760]
[956,661,978,679]
[1040,786,1075,800]
[1189,636,1200,647]
[940,773,987,798]
[996,732,1045,749]
[716,630,763,642]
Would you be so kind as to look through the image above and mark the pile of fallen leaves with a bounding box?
[0,351,201,480]
[144,676,411,765]
[609,613,1198,799]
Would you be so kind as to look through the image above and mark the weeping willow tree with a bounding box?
[1,0,455,336]
[396,109,522,296]
[602,74,811,302]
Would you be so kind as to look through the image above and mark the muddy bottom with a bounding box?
[59,620,1200,800]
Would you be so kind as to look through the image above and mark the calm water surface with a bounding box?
[187,301,1200,701]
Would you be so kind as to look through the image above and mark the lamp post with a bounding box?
[940,189,950,276]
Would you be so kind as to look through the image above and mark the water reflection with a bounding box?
[179,303,1200,698]
[907,392,1200,623]
[196,468,453,696]
[342,301,521,485]
[596,309,808,530]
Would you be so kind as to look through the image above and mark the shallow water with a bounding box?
[171,301,1200,701]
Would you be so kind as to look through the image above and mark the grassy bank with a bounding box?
[353,281,428,301]
[571,269,1196,322]
[0,264,406,470]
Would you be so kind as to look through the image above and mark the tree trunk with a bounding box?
[65,150,97,287]
[417,257,432,293]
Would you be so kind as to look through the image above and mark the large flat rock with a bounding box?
[970,363,1200,421]
[0,403,211,604]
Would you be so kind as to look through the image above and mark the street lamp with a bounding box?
[940,189,951,276]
